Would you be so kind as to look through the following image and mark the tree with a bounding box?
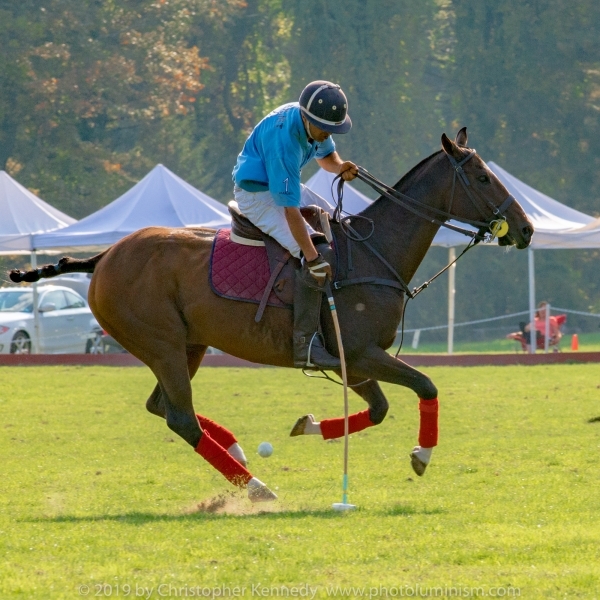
[179,0,293,200]
[0,0,241,216]
[450,0,600,215]
[282,0,446,191]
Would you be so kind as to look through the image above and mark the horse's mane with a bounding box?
[391,149,444,190]
[361,149,448,214]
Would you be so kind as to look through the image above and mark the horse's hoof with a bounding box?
[248,484,278,503]
[290,415,309,437]
[410,452,428,477]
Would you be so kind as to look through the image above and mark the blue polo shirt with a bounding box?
[232,102,336,207]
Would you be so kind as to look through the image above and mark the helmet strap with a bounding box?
[301,114,314,142]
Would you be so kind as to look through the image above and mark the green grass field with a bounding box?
[396,331,600,354]
[1,365,600,599]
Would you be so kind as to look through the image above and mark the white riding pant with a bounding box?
[233,184,334,258]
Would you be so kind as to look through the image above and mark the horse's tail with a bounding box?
[9,251,108,284]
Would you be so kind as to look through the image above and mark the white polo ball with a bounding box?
[257,442,273,458]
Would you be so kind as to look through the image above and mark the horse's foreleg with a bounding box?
[347,347,440,476]
[349,347,438,399]
[291,378,389,439]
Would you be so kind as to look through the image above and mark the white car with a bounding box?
[49,272,92,299]
[0,285,100,354]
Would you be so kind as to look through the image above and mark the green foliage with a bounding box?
[0,0,243,216]
[282,0,444,185]
[450,0,600,214]
[1,365,600,598]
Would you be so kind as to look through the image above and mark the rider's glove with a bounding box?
[301,253,332,288]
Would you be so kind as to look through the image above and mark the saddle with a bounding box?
[209,201,334,322]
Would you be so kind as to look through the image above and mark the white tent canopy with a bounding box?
[33,164,230,251]
[488,162,597,248]
[0,171,76,254]
[545,217,600,248]
[305,168,373,215]
[0,170,78,354]
[302,164,599,249]
[304,162,599,250]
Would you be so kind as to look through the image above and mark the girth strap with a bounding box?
[333,277,405,292]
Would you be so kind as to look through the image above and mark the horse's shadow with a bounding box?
[22,509,350,524]
[21,504,444,524]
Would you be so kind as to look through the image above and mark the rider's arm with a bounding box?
[317,151,358,181]
[284,207,319,262]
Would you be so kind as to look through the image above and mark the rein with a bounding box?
[328,150,515,356]
[329,149,516,297]
[354,151,515,243]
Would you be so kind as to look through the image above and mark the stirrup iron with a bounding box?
[305,331,321,368]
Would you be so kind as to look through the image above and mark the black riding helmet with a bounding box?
[299,80,352,134]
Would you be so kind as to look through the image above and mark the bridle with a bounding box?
[350,149,515,244]
[329,148,517,301]
[445,150,514,240]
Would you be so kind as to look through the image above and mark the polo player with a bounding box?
[232,80,358,369]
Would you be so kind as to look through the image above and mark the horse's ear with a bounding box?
[455,127,468,147]
[441,133,462,159]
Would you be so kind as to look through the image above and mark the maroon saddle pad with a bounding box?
[209,229,287,308]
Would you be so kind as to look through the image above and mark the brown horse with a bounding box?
[11,129,533,501]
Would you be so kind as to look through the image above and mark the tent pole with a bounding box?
[527,247,536,354]
[447,247,456,355]
[544,303,551,353]
[31,250,41,354]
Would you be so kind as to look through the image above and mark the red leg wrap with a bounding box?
[195,431,252,487]
[196,415,237,449]
[320,409,375,440]
[418,398,439,447]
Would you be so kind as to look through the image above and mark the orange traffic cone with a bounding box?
[571,334,579,351]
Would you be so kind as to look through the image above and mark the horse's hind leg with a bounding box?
[146,383,166,418]
[154,349,271,499]
[290,378,389,439]
[153,353,202,448]
[187,345,248,466]
[145,345,208,418]
[146,346,248,467]
[146,345,206,420]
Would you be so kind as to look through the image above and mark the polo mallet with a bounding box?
[324,281,356,512]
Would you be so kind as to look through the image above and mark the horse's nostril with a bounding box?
[522,225,533,240]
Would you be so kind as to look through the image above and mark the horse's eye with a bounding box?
[478,175,490,184]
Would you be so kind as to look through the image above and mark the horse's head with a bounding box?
[441,128,533,249]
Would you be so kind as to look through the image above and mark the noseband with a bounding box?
[353,150,515,243]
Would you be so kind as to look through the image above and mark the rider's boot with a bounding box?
[293,275,341,370]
